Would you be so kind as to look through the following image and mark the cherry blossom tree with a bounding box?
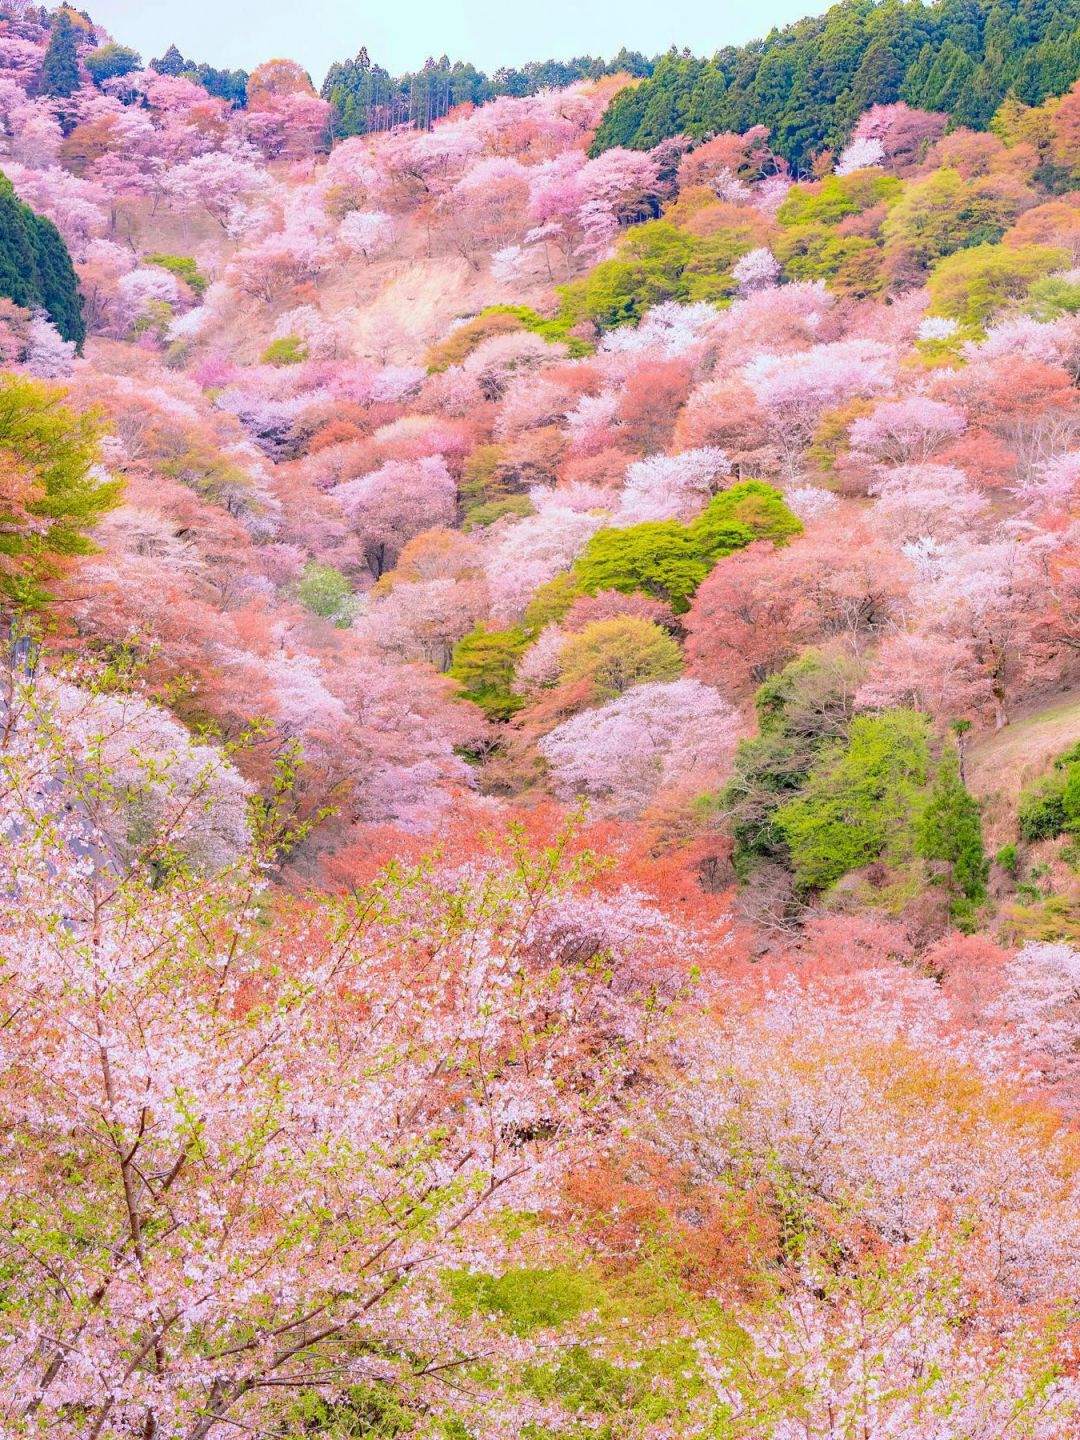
[338,208,396,258]
[834,134,885,175]
[850,395,968,465]
[335,455,457,578]
[732,245,781,293]
[619,447,732,523]
[870,463,990,543]
[539,678,741,815]
[0,669,674,1437]
[163,148,277,233]
[743,340,896,474]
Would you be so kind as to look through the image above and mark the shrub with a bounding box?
[261,335,309,366]
[144,253,210,297]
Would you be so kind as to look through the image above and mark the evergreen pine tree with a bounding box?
[0,174,84,347]
[917,744,989,903]
[38,10,81,99]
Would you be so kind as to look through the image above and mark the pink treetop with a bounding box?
[853,101,948,170]
[513,623,568,695]
[1011,450,1080,516]
[0,33,44,85]
[732,246,781,293]
[339,208,396,258]
[539,678,741,816]
[162,147,278,232]
[363,575,489,670]
[743,339,896,471]
[850,395,968,465]
[334,455,457,578]
[834,135,886,175]
[870,463,990,543]
[226,225,332,301]
[992,943,1080,1111]
[112,267,185,334]
[484,500,607,623]
[618,447,732,523]
[23,312,75,378]
[970,313,1080,378]
[855,629,996,723]
[8,95,61,166]
[598,300,725,371]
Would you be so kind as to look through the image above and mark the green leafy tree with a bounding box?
[293,562,355,626]
[881,169,1026,273]
[775,710,931,893]
[449,625,529,719]
[261,335,309,367]
[573,483,800,613]
[557,617,682,702]
[1017,743,1080,841]
[83,43,141,87]
[926,241,1068,325]
[690,481,803,556]
[588,0,1080,168]
[778,172,902,228]
[573,522,710,614]
[711,651,862,879]
[557,221,758,332]
[0,375,119,607]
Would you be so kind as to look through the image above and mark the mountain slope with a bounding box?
[590,0,1080,166]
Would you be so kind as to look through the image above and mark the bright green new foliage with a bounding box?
[293,562,355,626]
[557,617,682,701]
[572,522,711,613]
[0,375,119,607]
[778,171,902,228]
[573,482,801,613]
[144,253,210,297]
[775,710,932,893]
[449,625,530,718]
[557,221,758,331]
[927,243,1068,326]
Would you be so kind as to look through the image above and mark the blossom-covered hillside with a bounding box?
[5,2,1080,1436]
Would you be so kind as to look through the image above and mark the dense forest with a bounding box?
[1,0,1080,1435]
[320,48,654,136]
[591,0,1080,165]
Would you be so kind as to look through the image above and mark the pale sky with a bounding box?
[86,0,816,86]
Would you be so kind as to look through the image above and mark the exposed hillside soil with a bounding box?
[967,688,1080,843]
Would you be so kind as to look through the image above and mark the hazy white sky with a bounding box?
[86,0,815,85]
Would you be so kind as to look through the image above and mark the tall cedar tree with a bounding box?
[0,175,84,346]
[38,10,81,99]
[917,743,989,903]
